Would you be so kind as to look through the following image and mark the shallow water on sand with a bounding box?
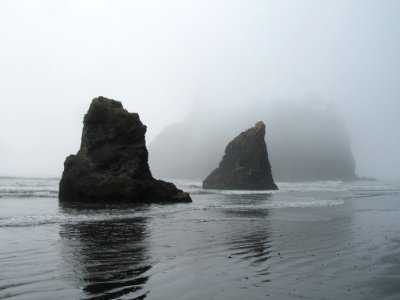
[0,178,399,299]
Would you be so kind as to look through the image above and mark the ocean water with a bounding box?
[0,178,399,300]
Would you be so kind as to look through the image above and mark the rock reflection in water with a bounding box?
[221,193,273,285]
[59,202,151,300]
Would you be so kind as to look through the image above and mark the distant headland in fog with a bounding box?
[149,100,358,182]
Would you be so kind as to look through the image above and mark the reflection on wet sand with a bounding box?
[217,192,357,298]
[59,202,151,300]
[220,194,273,285]
[52,185,399,300]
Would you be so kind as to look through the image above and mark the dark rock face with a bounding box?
[59,97,191,203]
[203,121,278,190]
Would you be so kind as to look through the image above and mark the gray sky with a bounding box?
[0,0,399,180]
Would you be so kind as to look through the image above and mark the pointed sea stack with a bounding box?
[203,121,278,190]
[59,97,191,203]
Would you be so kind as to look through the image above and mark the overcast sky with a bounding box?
[0,0,399,180]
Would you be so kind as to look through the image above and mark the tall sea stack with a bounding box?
[59,97,191,203]
[203,121,278,190]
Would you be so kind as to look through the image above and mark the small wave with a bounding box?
[269,199,344,208]
[187,188,278,196]
[0,211,147,228]
[176,180,351,194]
[0,177,59,198]
[219,190,277,195]
[0,215,62,227]
[277,181,348,192]
[0,189,58,198]
[221,199,344,210]
[188,189,219,195]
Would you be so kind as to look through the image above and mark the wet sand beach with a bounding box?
[0,178,399,299]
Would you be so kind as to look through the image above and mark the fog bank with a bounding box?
[0,1,399,180]
[149,100,358,182]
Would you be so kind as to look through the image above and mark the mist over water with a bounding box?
[0,0,399,180]
[149,100,358,182]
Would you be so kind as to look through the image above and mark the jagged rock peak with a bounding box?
[59,96,191,203]
[238,121,265,139]
[80,97,146,154]
[202,121,278,190]
[254,120,265,132]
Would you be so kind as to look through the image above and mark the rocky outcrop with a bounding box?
[149,101,358,182]
[203,121,278,190]
[59,97,191,203]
